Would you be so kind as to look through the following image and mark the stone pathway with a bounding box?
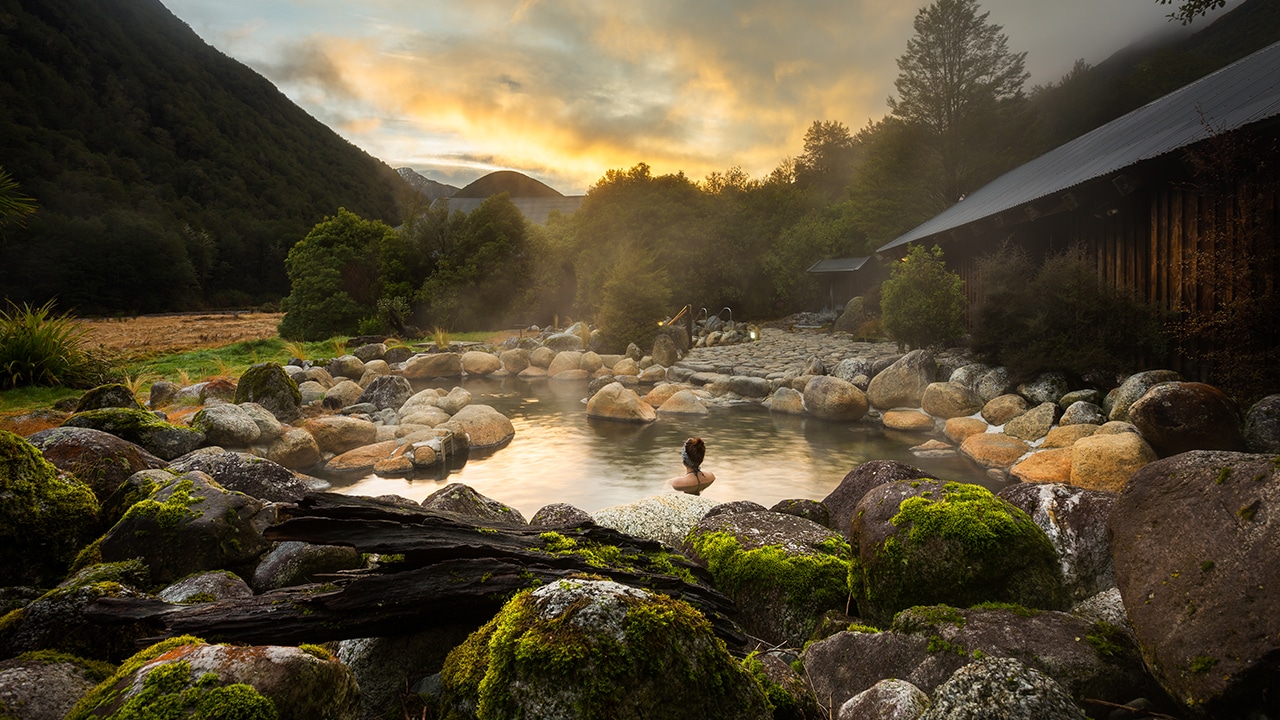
[678,328,898,378]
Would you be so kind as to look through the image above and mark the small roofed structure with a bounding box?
[806,257,874,313]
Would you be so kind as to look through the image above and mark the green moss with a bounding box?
[892,482,1024,552]
[1215,467,1232,484]
[85,661,277,719]
[120,478,204,538]
[690,531,851,615]
[1085,621,1129,659]
[15,650,116,683]
[0,609,24,635]
[66,635,210,720]
[1189,655,1218,674]
[1201,560,1215,572]
[1238,502,1260,522]
[537,532,698,585]
[298,643,332,661]
[926,635,967,655]
[70,536,104,573]
[846,623,880,633]
[972,601,1042,617]
[181,593,217,604]
[51,559,150,598]
[891,604,967,634]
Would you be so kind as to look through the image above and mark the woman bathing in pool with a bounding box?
[670,437,716,495]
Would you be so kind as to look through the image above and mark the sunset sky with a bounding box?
[160,0,1234,194]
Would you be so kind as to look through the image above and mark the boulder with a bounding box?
[920,657,1086,720]
[705,500,769,519]
[1060,401,1106,426]
[325,440,401,475]
[322,379,364,410]
[943,417,988,445]
[638,365,666,383]
[353,342,387,362]
[62,408,204,461]
[499,348,531,374]
[1127,381,1246,457]
[438,404,515,448]
[625,342,643,361]
[199,377,237,404]
[544,332,585,352]
[849,480,1064,624]
[981,393,1027,426]
[975,366,1015,402]
[1109,451,1280,717]
[592,493,718,548]
[266,428,323,471]
[1009,448,1073,484]
[169,450,310,503]
[1107,369,1181,421]
[804,376,869,421]
[327,354,366,380]
[238,402,283,444]
[436,386,472,415]
[402,352,463,379]
[437,580,771,720]
[529,346,556,368]
[920,382,983,419]
[422,482,527,525]
[147,380,179,409]
[833,357,875,384]
[768,386,805,415]
[233,362,302,421]
[822,460,932,541]
[838,679,929,720]
[866,350,935,410]
[547,350,583,376]
[302,416,378,456]
[1003,401,1059,442]
[1041,423,1098,449]
[459,350,500,376]
[75,383,144,412]
[530,503,593,527]
[642,383,686,408]
[1243,394,1280,453]
[158,570,253,604]
[27,426,165,503]
[612,357,640,376]
[770,498,830,527]
[1059,389,1103,409]
[0,652,110,720]
[358,359,391,385]
[729,375,772,398]
[832,296,867,334]
[190,404,261,447]
[882,409,934,432]
[67,638,360,720]
[336,626,479,720]
[652,333,680,367]
[998,482,1118,602]
[959,433,1029,469]
[251,540,364,592]
[1017,372,1070,405]
[0,431,98,587]
[99,471,272,585]
[586,382,657,423]
[657,390,709,416]
[1069,433,1156,493]
[684,511,850,646]
[356,374,413,411]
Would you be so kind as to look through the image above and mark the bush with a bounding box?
[880,245,965,350]
[971,244,1166,380]
[279,208,393,340]
[595,247,672,353]
[0,301,111,389]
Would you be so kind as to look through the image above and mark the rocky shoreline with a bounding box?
[1,325,1278,719]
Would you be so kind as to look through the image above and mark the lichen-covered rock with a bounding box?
[982,393,1028,426]
[1040,423,1097,449]
[586,382,657,423]
[921,382,983,419]
[27,426,165,504]
[403,352,463,379]
[530,503,593,527]
[1127,381,1246,457]
[822,460,932,541]
[1109,450,1280,717]
[705,500,769,519]
[65,637,359,720]
[158,570,253,604]
[267,428,323,471]
[438,404,515,448]
[771,498,830,527]
[948,363,990,390]
[168,450,310,503]
[998,483,1117,601]
[190,404,262,448]
[850,480,1065,624]
[0,431,99,587]
[62,408,204,461]
[356,374,413,411]
[1003,401,1059,442]
[975,366,1015,403]
[421,482,527,525]
[1017,372,1070,406]
[866,351,936,410]
[251,541,363,592]
[959,432,1029,469]
[327,354,366,380]
[302,416,378,456]
[438,579,772,720]
[233,362,302,422]
[838,678,929,720]
[920,657,1086,720]
[98,471,272,586]
[1060,401,1106,427]
[75,383,144,412]
[0,560,154,663]
[944,417,988,445]
[1106,369,1181,421]
[1069,433,1156,493]
[435,386,472,415]
[543,332,585,352]
[0,651,113,720]
[685,511,851,646]
[1243,394,1280,453]
[592,494,717,548]
[1009,448,1073,484]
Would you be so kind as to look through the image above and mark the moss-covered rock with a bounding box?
[0,430,99,587]
[0,650,116,720]
[234,362,302,422]
[28,426,167,506]
[62,409,204,461]
[438,579,772,720]
[850,479,1066,625]
[74,384,146,413]
[685,511,851,647]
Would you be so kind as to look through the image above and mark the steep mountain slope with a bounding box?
[396,168,459,201]
[0,0,410,312]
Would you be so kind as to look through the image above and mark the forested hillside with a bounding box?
[0,0,409,313]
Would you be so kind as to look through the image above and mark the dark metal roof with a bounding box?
[879,39,1280,253]
[806,257,870,273]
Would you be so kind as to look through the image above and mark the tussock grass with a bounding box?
[0,301,111,389]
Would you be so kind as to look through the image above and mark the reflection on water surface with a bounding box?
[328,376,1001,518]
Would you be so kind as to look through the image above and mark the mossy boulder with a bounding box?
[0,650,115,720]
[62,408,204,461]
[66,635,359,720]
[167,450,311,503]
[27,426,166,504]
[420,483,527,526]
[0,560,155,663]
[849,480,1066,625]
[75,383,145,413]
[685,511,851,647]
[0,430,99,587]
[233,362,302,422]
[98,471,272,586]
[437,579,772,720]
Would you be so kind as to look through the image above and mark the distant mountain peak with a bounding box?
[452,170,564,199]
[396,168,459,200]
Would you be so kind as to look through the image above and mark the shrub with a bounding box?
[971,244,1166,380]
[278,209,392,340]
[0,301,111,389]
[880,245,965,350]
[595,246,672,353]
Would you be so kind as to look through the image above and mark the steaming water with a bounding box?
[327,377,1003,519]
